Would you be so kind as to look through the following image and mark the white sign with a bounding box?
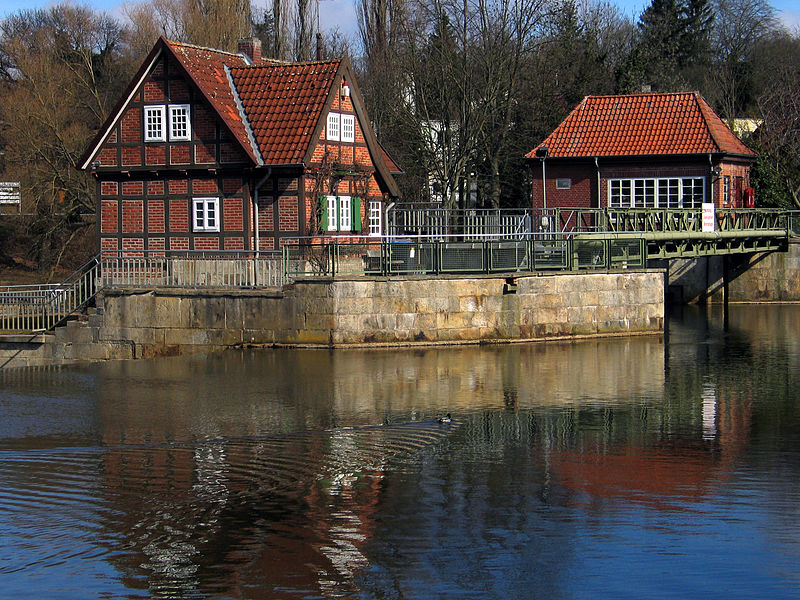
[0,182,21,204]
[702,202,715,233]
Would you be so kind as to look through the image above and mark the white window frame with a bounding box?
[609,177,705,209]
[368,200,382,236]
[341,114,355,142]
[327,112,340,141]
[144,105,166,142]
[168,104,191,141]
[326,195,338,231]
[193,197,220,232]
[555,178,571,190]
[338,195,352,231]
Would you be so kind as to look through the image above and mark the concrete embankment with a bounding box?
[1,270,665,368]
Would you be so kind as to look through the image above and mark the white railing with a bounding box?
[100,252,284,288]
[1,252,285,333]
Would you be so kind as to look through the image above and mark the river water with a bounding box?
[1,304,799,599]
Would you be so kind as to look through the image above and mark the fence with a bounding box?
[1,252,283,333]
[100,251,284,288]
[282,234,647,278]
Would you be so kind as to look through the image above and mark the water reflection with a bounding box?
[1,305,799,598]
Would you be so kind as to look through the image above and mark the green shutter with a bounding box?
[319,196,328,232]
[351,197,362,232]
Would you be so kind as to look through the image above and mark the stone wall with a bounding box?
[665,242,800,303]
[1,270,665,368]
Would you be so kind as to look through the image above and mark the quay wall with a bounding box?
[0,270,664,368]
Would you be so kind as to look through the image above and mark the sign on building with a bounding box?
[702,202,715,233]
[0,182,21,213]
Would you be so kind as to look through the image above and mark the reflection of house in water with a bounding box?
[97,379,456,598]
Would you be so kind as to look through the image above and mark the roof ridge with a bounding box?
[224,64,263,165]
[166,39,244,59]
[584,91,697,100]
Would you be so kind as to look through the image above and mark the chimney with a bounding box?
[238,38,262,64]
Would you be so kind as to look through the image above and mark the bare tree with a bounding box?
[0,5,132,273]
[123,0,251,52]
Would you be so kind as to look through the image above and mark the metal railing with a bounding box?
[281,233,647,277]
[1,257,100,333]
[1,251,284,333]
[100,250,284,288]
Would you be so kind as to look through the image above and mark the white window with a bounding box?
[723,176,730,205]
[193,197,219,232]
[326,195,338,231]
[338,195,352,230]
[341,114,355,142]
[327,112,340,141]
[609,177,704,209]
[144,105,166,142]
[368,200,382,236]
[556,178,571,190]
[169,104,191,141]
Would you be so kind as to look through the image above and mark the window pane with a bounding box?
[634,180,645,207]
[369,200,381,236]
[169,105,190,141]
[327,196,337,231]
[327,113,340,141]
[610,180,621,207]
[645,180,655,207]
[145,106,165,142]
[341,114,355,142]
[339,195,351,230]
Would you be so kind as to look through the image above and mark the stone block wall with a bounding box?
[1,270,665,367]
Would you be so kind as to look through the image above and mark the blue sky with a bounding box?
[1,0,798,38]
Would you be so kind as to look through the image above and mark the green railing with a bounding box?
[282,234,647,278]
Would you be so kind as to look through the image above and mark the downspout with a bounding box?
[541,157,547,211]
[594,157,601,208]
[708,153,714,206]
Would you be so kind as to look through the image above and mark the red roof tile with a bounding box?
[166,40,259,163]
[231,60,340,165]
[526,92,756,159]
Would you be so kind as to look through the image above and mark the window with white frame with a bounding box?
[723,176,730,205]
[193,197,219,232]
[326,195,338,231]
[144,105,166,142]
[609,177,704,209]
[338,195,352,230]
[327,113,340,141]
[322,195,362,232]
[556,178,571,190]
[341,114,355,142]
[368,200,382,236]
[169,104,191,141]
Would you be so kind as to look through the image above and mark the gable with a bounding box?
[81,38,256,170]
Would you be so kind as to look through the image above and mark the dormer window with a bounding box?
[144,104,192,142]
[144,105,166,142]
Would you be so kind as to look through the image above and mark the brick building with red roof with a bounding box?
[525,92,757,212]
[80,37,401,255]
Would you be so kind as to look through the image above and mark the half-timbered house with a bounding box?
[80,37,401,256]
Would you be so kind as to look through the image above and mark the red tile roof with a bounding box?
[526,92,756,159]
[166,40,259,163]
[230,61,340,164]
